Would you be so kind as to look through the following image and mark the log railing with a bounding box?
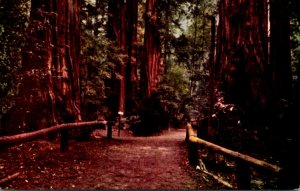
[0,120,113,151]
[186,124,282,189]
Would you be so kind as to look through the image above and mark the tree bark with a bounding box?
[208,16,216,116]
[107,0,138,115]
[143,0,161,98]
[215,0,269,118]
[118,0,127,114]
[126,0,138,114]
[16,0,81,132]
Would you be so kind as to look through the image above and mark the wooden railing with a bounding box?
[186,124,282,189]
[0,120,113,151]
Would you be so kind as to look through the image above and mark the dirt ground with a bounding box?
[0,128,227,189]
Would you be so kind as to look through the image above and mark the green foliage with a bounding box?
[290,18,300,75]
[289,2,300,77]
[289,0,300,103]
[0,0,29,95]
[141,0,217,117]
[131,64,190,135]
[161,64,189,95]
[80,0,122,121]
[171,34,190,63]
[0,0,30,123]
[158,0,217,93]
[80,30,119,112]
[156,64,190,126]
[144,0,217,129]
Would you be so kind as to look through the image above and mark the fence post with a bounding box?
[187,124,199,167]
[118,111,124,137]
[107,121,112,139]
[185,128,189,142]
[236,159,251,189]
[60,129,69,152]
[188,140,199,167]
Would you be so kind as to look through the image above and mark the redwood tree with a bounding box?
[215,0,269,118]
[270,0,292,100]
[107,0,138,115]
[125,0,139,114]
[143,0,162,98]
[216,1,298,188]
[269,1,297,188]
[18,0,82,131]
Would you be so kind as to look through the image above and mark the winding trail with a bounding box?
[75,128,198,189]
[0,128,216,189]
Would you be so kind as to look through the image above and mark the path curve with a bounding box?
[76,128,197,189]
[0,128,215,189]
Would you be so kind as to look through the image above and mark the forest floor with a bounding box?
[0,128,229,189]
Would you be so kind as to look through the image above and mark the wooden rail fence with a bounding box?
[186,124,282,189]
[0,120,114,151]
[0,120,285,188]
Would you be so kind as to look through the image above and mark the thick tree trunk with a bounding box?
[126,0,138,114]
[143,0,161,98]
[270,0,292,100]
[107,0,134,113]
[216,0,269,118]
[18,0,81,132]
[56,0,82,122]
[208,16,216,115]
[163,6,170,75]
[118,1,127,114]
[106,0,120,117]
[270,2,297,189]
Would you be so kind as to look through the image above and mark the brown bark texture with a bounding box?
[107,0,138,115]
[143,0,162,98]
[126,0,138,114]
[118,0,127,114]
[18,0,81,131]
[215,0,269,115]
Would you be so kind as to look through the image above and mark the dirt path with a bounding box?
[0,128,221,189]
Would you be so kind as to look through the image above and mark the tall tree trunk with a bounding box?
[163,5,170,75]
[143,0,161,98]
[107,0,127,115]
[270,0,292,101]
[126,0,138,114]
[215,0,269,118]
[270,1,298,189]
[106,0,119,117]
[19,0,81,132]
[118,0,127,114]
[208,15,216,117]
[206,15,217,144]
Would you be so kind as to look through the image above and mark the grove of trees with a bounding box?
[0,0,299,188]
